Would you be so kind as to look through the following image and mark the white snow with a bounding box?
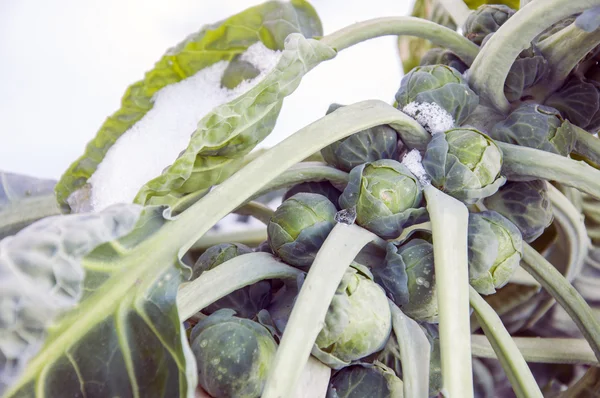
[402,149,430,186]
[88,42,281,211]
[402,101,455,135]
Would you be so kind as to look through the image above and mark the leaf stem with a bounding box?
[471,335,598,366]
[321,16,479,65]
[521,243,600,361]
[191,228,267,250]
[468,0,600,113]
[497,141,600,199]
[234,201,274,225]
[424,185,473,398]
[176,252,301,320]
[572,125,600,167]
[262,224,380,398]
[469,286,543,398]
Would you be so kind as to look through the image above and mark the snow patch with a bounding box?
[402,101,454,135]
[88,42,281,211]
[402,149,430,186]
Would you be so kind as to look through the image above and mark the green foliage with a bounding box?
[321,104,401,172]
[483,180,553,242]
[545,76,600,129]
[268,193,337,269]
[313,267,392,369]
[56,0,326,212]
[423,128,505,204]
[395,64,479,125]
[190,309,277,398]
[468,211,523,295]
[503,45,549,102]
[339,160,427,239]
[489,104,576,156]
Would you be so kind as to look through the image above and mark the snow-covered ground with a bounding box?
[0,0,411,179]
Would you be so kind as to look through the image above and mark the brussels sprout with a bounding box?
[254,240,274,254]
[395,64,479,126]
[190,309,277,398]
[483,180,553,242]
[313,267,392,369]
[283,181,342,207]
[545,76,600,129]
[268,193,337,269]
[338,159,428,239]
[326,363,403,398]
[504,45,549,102]
[419,48,468,74]
[468,211,523,295]
[192,243,271,318]
[463,4,515,45]
[422,128,505,204]
[321,104,401,172]
[489,103,575,156]
[374,240,438,322]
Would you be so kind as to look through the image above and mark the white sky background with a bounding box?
[0,0,412,180]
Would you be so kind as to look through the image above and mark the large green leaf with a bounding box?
[3,204,198,398]
[0,204,143,395]
[0,172,60,239]
[55,0,323,213]
[135,34,336,205]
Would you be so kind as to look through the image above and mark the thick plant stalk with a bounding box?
[471,335,598,366]
[498,142,600,199]
[192,228,267,250]
[321,16,479,64]
[389,301,431,398]
[468,0,600,113]
[177,253,301,320]
[424,185,473,398]
[521,243,600,361]
[262,224,380,398]
[469,287,543,398]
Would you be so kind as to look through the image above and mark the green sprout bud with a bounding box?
[419,48,468,74]
[321,104,401,172]
[463,4,515,45]
[374,240,438,322]
[327,363,403,398]
[483,180,553,242]
[545,76,600,129]
[313,267,392,369]
[468,211,524,295]
[423,128,505,204]
[339,159,428,239]
[489,103,575,156]
[192,243,271,318]
[268,193,337,269]
[283,181,342,207]
[395,64,479,126]
[190,309,278,398]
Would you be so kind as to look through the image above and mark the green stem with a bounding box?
[572,124,600,167]
[497,141,600,199]
[234,201,274,225]
[471,335,598,366]
[262,224,380,398]
[176,252,301,320]
[424,185,473,398]
[469,287,543,398]
[321,16,479,65]
[246,162,349,203]
[537,23,600,98]
[159,100,427,256]
[468,0,600,113]
[436,0,472,27]
[389,301,431,398]
[191,228,267,251]
[521,243,600,361]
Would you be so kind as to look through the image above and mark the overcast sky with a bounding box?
[0,0,412,180]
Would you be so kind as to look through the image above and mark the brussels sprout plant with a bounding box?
[4,0,600,397]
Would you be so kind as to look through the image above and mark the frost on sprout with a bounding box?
[402,149,430,186]
[402,101,455,135]
[88,42,281,211]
